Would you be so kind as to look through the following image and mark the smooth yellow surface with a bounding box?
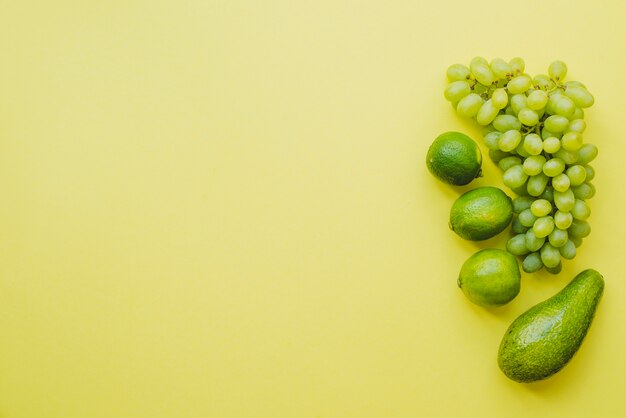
[1,1,625,417]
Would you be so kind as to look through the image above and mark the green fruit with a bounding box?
[498,269,604,383]
[426,131,482,185]
[449,186,513,241]
[458,249,521,307]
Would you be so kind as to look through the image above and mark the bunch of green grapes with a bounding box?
[444,57,597,274]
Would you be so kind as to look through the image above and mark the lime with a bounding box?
[449,186,513,241]
[458,248,521,307]
[426,131,482,186]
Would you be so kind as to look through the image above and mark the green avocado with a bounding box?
[498,269,604,383]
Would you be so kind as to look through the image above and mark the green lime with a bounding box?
[426,131,482,185]
[449,186,513,241]
[458,248,521,307]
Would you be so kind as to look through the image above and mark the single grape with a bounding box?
[476,99,499,125]
[456,93,483,118]
[512,217,529,234]
[523,155,546,176]
[471,57,488,66]
[533,74,555,91]
[525,229,546,252]
[567,119,586,134]
[512,196,534,213]
[493,115,522,132]
[503,165,529,189]
[577,144,598,165]
[564,86,594,108]
[545,262,562,275]
[539,187,554,202]
[548,60,568,81]
[519,208,538,227]
[571,199,591,220]
[561,132,583,152]
[543,158,566,177]
[489,149,509,163]
[584,165,595,181]
[508,75,532,94]
[554,210,573,229]
[471,62,495,86]
[544,115,569,132]
[554,96,576,118]
[569,219,591,238]
[548,228,568,247]
[545,91,564,115]
[444,80,471,102]
[522,252,543,273]
[523,134,543,155]
[541,128,560,140]
[447,64,471,82]
[498,156,523,171]
[569,235,583,248]
[552,173,571,192]
[490,58,512,79]
[509,57,525,74]
[510,184,530,197]
[527,173,549,196]
[559,240,577,259]
[483,131,502,150]
[507,234,529,256]
[498,130,522,152]
[564,80,586,89]
[571,182,596,199]
[554,149,578,165]
[542,136,561,154]
[518,108,539,126]
[510,94,528,115]
[530,199,552,217]
[505,106,516,116]
[526,89,548,110]
[533,216,555,238]
[492,88,509,109]
[515,142,530,158]
[571,107,584,119]
[554,189,576,212]
[565,165,587,186]
[540,242,561,268]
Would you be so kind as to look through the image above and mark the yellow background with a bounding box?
[1,1,625,417]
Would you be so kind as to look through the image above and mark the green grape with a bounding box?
[456,93,483,117]
[548,228,568,247]
[536,107,545,119]
[543,158,565,177]
[545,91,564,115]
[527,173,549,196]
[476,99,499,125]
[444,80,471,102]
[554,189,576,212]
[554,96,576,118]
[564,80,586,88]
[489,149,509,163]
[544,115,569,132]
[552,173,571,192]
[545,262,562,275]
[503,165,529,189]
[510,94,528,115]
[530,199,552,217]
[559,240,576,259]
[518,108,539,126]
[523,134,543,155]
[577,144,598,165]
[498,156,522,171]
[523,155,546,176]
[483,131,502,150]
[492,88,509,109]
[571,182,595,199]
[569,235,583,248]
[569,219,591,238]
[498,130,522,152]
[519,208,538,227]
[473,83,488,95]
[513,196,534,213]
[541,128,560,140]
[490,58,512,79]
[508,75,532,94]
[526,90,548,110]
[554,148,578,165]
[571,199,591,220]
[564,86,594,108]
[522,252,543,273]
[471,56,488,66]
[548,60,568,81]
[533,74,555,91]
[561,132,583,152]
[571,107,584,119]
[565,165,587,186]
[525,229,546,252]
[507,234,529,256]
[505,106,516,116]
[540,242,561,268]
[584,165,595,181]
[471,62,495,86]
[554,210,573,229]
[533,216,555,238]
[515,142,530,158]
[542,136,561,154]
[512,217,529,234]
[509,57,525,74]
[510,184,530,197]
[447,64,471,82]
[539,187,554,202]
[493,115,521,132]
[567,119,586,134]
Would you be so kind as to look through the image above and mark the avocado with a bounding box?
[497,269,604,383]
